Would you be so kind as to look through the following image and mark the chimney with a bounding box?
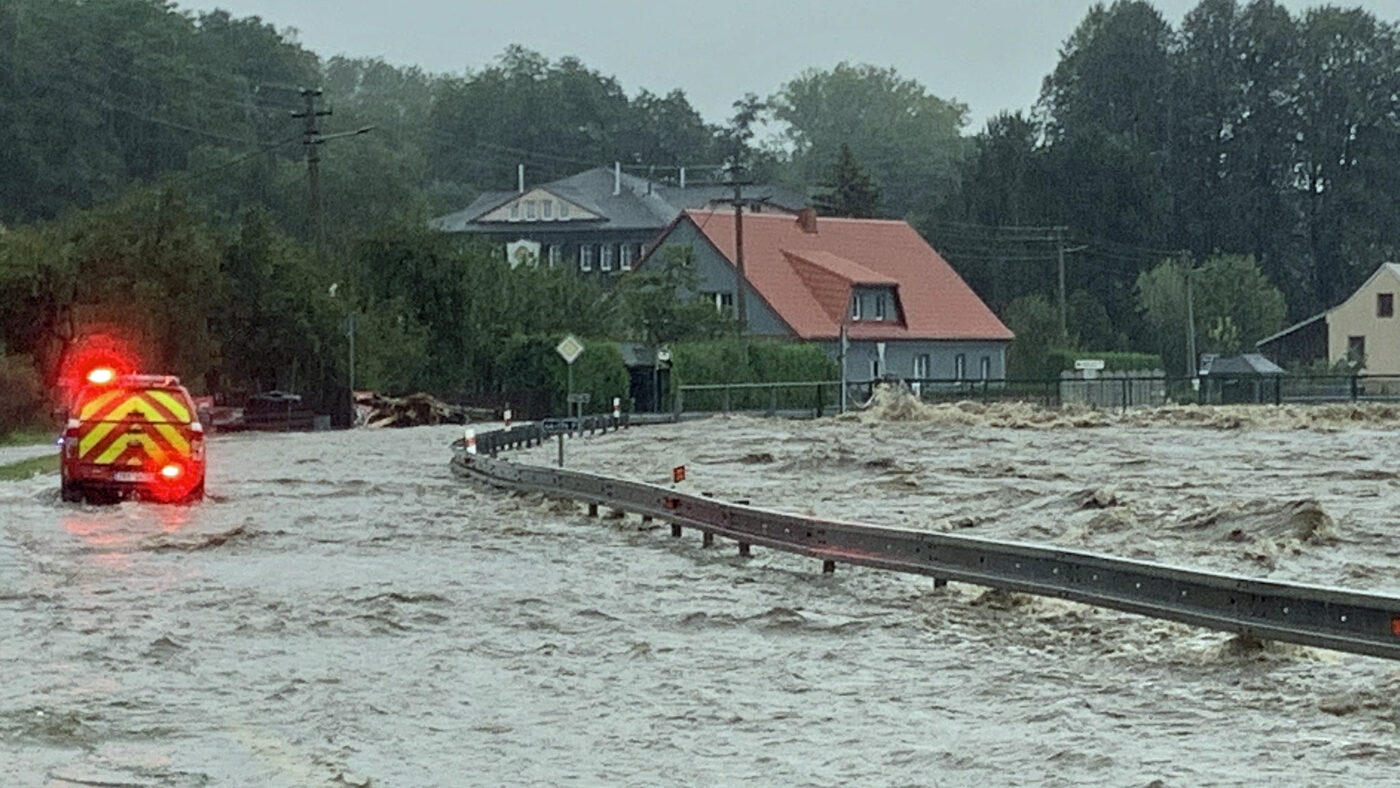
[797,206,818,234]
[517,164,525,194]
[613,161,621,196]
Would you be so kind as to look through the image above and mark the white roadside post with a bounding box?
[465,428,477,455]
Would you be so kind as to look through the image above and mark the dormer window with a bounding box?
[524,200,537,220]
[850,293,862,321]
[559,202,570,219]
[542,200,554,220]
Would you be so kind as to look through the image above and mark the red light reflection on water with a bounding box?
[61,504,193,571]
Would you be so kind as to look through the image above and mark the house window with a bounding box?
[548,245,561,267]
[509,202,520,220]
[1379,293,1394,318]
[600,244,614,271]
[620,245,634,271]
[559,202,570,219]
[870,359,882,379]
[706,292,734,314]
[875,293,887,321]
[580,245,594,272]
[850,293,862,321]
[913,354,929,380]
[542,201,554,220]
[1348,335,1366,365]
[524,200,537,220]
[954,353,966,380]
[980,356,991,380]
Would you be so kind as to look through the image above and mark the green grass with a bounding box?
[0,453,59,481]
[0,429,55,448]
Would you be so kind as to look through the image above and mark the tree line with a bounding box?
[2,0,1398,429]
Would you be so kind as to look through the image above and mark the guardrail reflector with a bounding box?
[1391,615,1400,636]
[672,465,686,483]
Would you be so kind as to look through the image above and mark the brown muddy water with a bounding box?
[4,407,1400,786]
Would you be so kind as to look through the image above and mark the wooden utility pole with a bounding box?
[717,169,761,331]
[1056,227,1068,340]
[292,87,332,256]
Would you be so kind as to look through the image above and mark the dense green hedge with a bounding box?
[1047,349,1163,373]
[494,335,628,416]
[671,339,837,410]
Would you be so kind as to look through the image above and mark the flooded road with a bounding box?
[4,409,1400,786]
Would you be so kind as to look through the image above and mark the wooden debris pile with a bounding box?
[356,392,490,428]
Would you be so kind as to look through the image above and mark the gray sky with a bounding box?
[175,0,1400,130]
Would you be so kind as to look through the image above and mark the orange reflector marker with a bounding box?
[1391,616,1400,637]
[87,367,115,385]
[160,464,183,479]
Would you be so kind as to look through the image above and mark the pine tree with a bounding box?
[817,144,881,217]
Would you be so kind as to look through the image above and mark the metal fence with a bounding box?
[671,373,1400,418]
[450,424,1400,661]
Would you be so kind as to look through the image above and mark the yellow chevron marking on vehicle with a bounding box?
[78,390,124,421]
[101,396,173,424]
[78,420,120,458]
[151,422,190,454]
[94,433,169,465]
[146,390,191,422]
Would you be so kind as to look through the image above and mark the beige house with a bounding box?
[1258,263,1400,373]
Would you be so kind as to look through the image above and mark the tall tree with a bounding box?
[817,144,881,218]
[770,63,968,220]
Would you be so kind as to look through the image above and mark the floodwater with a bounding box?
[4,401,1400,786]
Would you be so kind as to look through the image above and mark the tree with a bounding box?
[610,245,737,346]
[1136,253,1286,373]
[1003,294,1062,378]
[816,144,881,218]
[770,63,968,220]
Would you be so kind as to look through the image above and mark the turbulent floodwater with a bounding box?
[4,409,1400,786]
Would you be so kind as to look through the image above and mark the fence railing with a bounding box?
[671,373,1400,417]
[450,424,1400,662]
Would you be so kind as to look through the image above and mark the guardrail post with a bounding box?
[822,560,836,574]
[738,542,751,557]
[587,503,598,517]
[702,531,714,547]
[933,577,948,588]
[670,523,682,537]
[815,383,824,418]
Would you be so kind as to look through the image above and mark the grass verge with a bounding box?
[0,429,55,448]
[0,453,59,481]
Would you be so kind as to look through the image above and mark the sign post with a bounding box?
[555,334,585,418]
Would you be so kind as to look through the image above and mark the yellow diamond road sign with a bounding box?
[556,334,584,365]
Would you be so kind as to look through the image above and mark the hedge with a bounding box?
[671,339,837,410]
[494,335,628,417]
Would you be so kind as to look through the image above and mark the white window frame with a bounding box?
[914,354,929,380]
[548,245,561,267]
[954,353,966,381]
[600,243,614,271]
[559,202,570,219]
[542,200,553,220]
[875,293,887,321]
[580,245,594,272]
[620,244,634,271]
[850,292,862,321]
[524,200,537,220]
[980,356,992,380]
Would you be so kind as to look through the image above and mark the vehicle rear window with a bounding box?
[75,387,194,424]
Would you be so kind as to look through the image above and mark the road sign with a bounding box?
[556,334,584,365]
[1074,359,1106,371]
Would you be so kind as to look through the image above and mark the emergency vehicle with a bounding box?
[60,367,206,503]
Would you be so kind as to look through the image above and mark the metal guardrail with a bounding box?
[450,424,1400,661]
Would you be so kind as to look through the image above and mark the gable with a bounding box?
[476,188,600,223]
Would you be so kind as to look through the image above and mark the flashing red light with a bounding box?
[86,367,116,385]
[160,464,183,480]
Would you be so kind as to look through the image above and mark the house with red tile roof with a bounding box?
[638,208,1014,382]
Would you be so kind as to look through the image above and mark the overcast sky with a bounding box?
[175,0,1400,130]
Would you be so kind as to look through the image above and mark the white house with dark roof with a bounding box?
[429,165,807,279]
